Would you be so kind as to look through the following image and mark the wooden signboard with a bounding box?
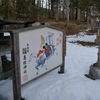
[10,25,66,100]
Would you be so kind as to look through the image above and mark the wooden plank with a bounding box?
[0,57,2,72]
[63,34,66,56]
[0,48,10,56]
[58,31,66,73]
[10,32,21,100]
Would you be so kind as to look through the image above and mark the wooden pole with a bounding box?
[10,32,21,100]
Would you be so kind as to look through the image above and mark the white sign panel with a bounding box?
[18,27,63,85]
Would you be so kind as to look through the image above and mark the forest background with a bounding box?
[0,0,100,35]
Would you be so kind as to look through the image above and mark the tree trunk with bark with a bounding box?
[55,3,59,21]
[77,7,81,24]
[64,0,69,28]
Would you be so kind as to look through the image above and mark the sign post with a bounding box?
[10,32,21,100]
[58,32,66,74]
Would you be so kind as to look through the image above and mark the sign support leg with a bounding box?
[0,56,3,78]
[58,56,65,74]
[11,33,22,100]
[58,32,66,74]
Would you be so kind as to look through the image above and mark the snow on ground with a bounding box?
[0,32,100,100]
[67,32,96,43]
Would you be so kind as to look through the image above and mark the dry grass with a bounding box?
[45,19,97,47]
[45,19,91,35]
[69,41,97,47]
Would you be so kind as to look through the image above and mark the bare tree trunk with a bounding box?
[55,2,59,21]
[37,0,41,21]
[48,0,51,18]
[42,0,44,8]
[77,7,81,23]
[37,0,41,7]
[33,0,35,6]
[87,16,90,24]
[30,0,35,5]
[70,6,74,20]
[0,0,1,4]
[90,5,96,30]
[0,0,2,19]
[64,0,69,28]
[86,9,90,24]
[46,0,48,18]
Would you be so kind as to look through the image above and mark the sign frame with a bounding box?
[10,25,66,100]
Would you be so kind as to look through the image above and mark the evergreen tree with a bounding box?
[0,0,13,19]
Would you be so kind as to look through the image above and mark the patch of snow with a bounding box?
[0,32,100,100]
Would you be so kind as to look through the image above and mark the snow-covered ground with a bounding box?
[0,32,100,100]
